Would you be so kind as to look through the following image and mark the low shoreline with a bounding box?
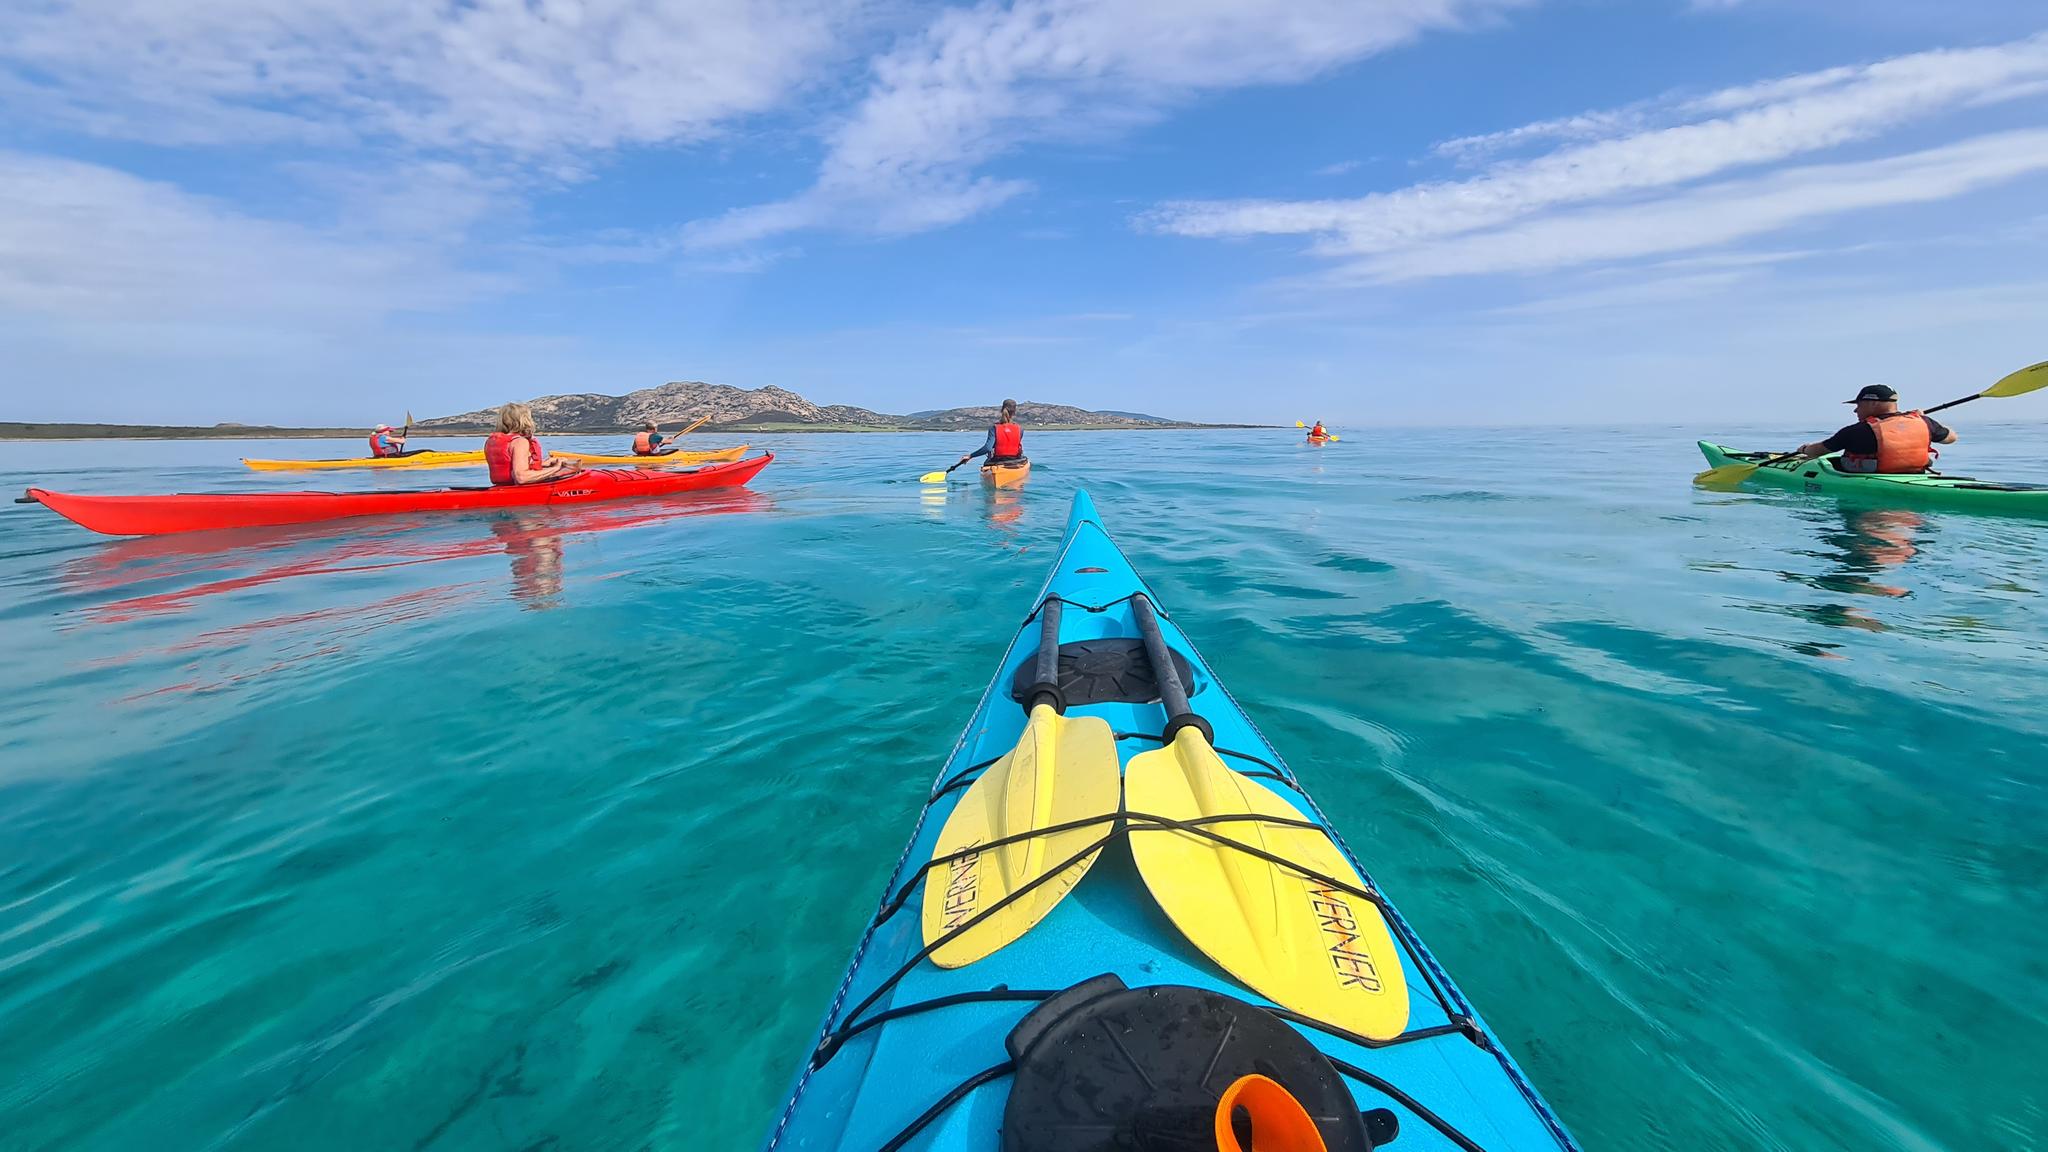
[2,421,1272,441]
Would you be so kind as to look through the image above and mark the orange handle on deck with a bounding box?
[1214,1074,1328,1152]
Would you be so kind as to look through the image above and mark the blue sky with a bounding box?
[2,0,2045,426]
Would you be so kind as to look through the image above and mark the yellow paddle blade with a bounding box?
[1326,434,1341,442]
[1295,421,1306,428]
[1983,359,2048,398]
[1692,462,1760,488]
[1126,729,1409,1039]
[919,470,948,484]
[921,704,1120,967]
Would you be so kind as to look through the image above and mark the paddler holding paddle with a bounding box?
[1794,385,1956,474]
[1695,361,2046,488]
[368,423,409,458]
[630,415,710,457]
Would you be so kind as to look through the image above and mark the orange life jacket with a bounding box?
[369,432,398,457]
[632,430,657,454]
[484,433,546,486]
[1839,411,1931,474]
[992,421,1023,460]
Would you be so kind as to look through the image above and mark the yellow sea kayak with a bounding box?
[555,445,748,466]
[241,450,485,472]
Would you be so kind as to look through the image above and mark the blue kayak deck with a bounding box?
[767,492,1579,1152]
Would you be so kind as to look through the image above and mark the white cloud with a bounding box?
[0,0,860,154]
[0,1,881,361]
[686,0,1518,246]
[1429,108,1643,162]
[1347,129,2048,281]
[1145,33,2048,265]
[0,151,497,323]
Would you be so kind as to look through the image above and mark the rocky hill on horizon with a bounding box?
[420,381,1194,432]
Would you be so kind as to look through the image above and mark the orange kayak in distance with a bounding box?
[981,459,1031,488]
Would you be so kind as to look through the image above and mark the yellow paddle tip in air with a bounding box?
[1983,359,2048,398]
[1125,728,1409,1040]
[921,704,1120,968]
[919,471,948,484]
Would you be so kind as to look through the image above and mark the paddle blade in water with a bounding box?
[1983,360,2048,398]
[921,704,1120,967]
[1693,462,1760,488]
[1126,729,1408,1039]
[919,471,948,484]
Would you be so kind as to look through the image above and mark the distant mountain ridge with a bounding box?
[420,381,1196,431]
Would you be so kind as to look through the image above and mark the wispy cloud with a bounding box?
[685,0,1520,247]
[0,151,499,323]
[0,1,874,353]
[1144,34,2048,277]
[1347,129,2048,281]
[1315,159,1366,176]
[1429,108,1643,163]
[0,0,862,154]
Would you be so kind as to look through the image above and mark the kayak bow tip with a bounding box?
[1065,489,1101,535]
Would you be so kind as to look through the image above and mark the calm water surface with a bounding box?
[1,427,2044,1151]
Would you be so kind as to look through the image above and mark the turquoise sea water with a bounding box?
[2,426,2044,1152]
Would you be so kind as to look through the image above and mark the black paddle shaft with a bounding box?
[1131,594,1213,745]
[1924,393,1982,416]
[1025,597,1066,714]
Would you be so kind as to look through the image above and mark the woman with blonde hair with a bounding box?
[484,402,581,486]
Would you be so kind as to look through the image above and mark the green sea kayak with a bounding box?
[1697,442,2048,517]
[766,490,1579,1152]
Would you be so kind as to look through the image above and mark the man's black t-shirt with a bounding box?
[1822,414,1950,455]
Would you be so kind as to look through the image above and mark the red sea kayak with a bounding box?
[21,455,772,536]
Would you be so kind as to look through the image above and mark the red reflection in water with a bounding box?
[1849,509,1923,571]
[76,488,774,623]
[86,583,487,672]
[491,515,566,610]
[988,490,1025,528]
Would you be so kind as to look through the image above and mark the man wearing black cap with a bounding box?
[1796,385,1957,474]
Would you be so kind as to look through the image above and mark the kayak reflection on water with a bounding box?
[483,491,773,610]
[1791,507,1926,600]
[66,490,773,623]
[490,515,567,610]
[987,488,1024,529]
[1755,508,1931,651]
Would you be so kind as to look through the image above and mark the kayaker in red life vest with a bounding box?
[368,424,407,458]
[484,402,582,486]
[1795,384,1956,474]
[957,399,1027,469]
[1310,421,1328,439]
[631,421,671,456]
